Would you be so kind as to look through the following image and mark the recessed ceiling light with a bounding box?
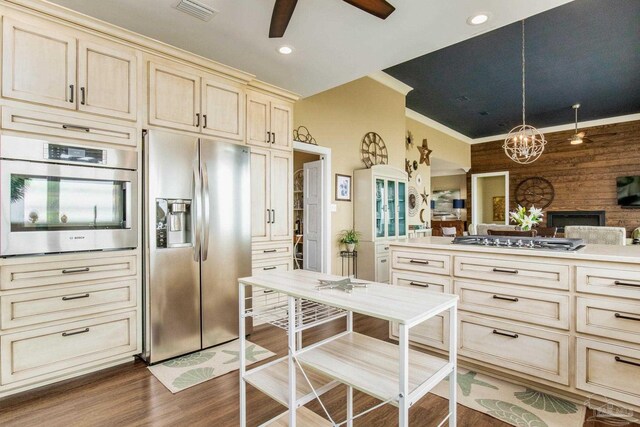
[278,46,293,55]
[467,13,489,25]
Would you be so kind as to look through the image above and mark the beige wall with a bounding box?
[294,77,406,274]
[406,117,471,225]
[432,174,468,221]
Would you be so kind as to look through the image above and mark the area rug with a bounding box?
[148,340,275,393]
[430,367,586,427]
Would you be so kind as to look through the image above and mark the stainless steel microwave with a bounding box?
[0,136,138,256]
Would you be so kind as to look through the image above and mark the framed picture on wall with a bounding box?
[335,174,352,201]
[493,196,506,221]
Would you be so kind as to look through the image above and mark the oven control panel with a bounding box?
[45,143,106,165]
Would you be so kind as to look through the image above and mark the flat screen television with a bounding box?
[616,176,640,207]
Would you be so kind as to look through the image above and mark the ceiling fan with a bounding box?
[568,103,617,145]
[269,0,396,38]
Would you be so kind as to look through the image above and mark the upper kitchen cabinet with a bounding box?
[2,17,76,110]
[148,61,201,132]
[246,90,292,151]
[78,40,138,121]
[201,77,245,141]
[2,16,138,121]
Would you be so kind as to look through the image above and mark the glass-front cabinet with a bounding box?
[375,179,385,238]
[398,181,406,237]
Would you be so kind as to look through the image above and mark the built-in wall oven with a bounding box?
[0,135,138,257]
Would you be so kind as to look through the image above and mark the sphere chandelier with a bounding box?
[503,21,546,164]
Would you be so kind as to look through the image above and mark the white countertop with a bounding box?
[239,269,457,325]
[391,236,640,264]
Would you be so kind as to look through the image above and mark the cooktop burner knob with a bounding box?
[505,239,512,246]
[483,238,491,245]
[516,239,524,247]
[528,240,536,248]
[494,238,501,246]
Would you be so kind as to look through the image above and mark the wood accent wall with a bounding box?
[468,120,640,236]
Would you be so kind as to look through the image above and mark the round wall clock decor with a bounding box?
[408,186,419,217]
[515,177,555,210]
[360,132,388,168]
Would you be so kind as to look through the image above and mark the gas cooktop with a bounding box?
[452,235,586,252]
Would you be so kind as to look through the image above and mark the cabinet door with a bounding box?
[2,17,76,109]
[250,148,270,242]
[376,255,390,283]
[270,101,292,151]
[77,39,137,121]
[398,181,407,237]
[270,150,293,241]
[201,77,245,140]
[148,61,200,132]
[375,179,386,238]
[387,180,396,237]
[247,92,270,147]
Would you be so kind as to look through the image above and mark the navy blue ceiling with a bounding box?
[385,0,640,139]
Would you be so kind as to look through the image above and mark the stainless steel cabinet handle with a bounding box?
[62,124,90,132]
[62,293,90,301]
[409,259,429,265]
[266,209,271,224]
[80,87,86,105]
[69,84,74,103]
[62,267,90,274]
[615,356,640,367]
[62,327,89,337]
[203,114,207,128]
[201,163,211,261]
[409,281,429,288]
[263,289,275,293]
[493,268,519,274]
[263,267,277,271]
[263,249,277,253]
[267,132,271,143]
[195,113,201,127]
[614,280,640,288]
[493,295,519,302]
[615,313,640,322]
[271,132,275,144]
[492,329,519,339]
[271,209,275,223]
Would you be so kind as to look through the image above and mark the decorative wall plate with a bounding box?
[408,186,419,217]
[413,160,418,170]
[360,132,388,168]
[416,174,423,187]
[515,177,555,210]
[406,130,414,148]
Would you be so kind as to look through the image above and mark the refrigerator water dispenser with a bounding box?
[156,199,192,248]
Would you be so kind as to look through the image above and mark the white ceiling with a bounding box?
[46,0,572,97]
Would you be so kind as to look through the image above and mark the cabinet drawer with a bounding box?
[391,314,449,350]
[455,280,569,330]
[252,242,292,261]
[376,243,391,255]
[576,338,640,406]
[459,315,569,385]
[392,271,451,294]
[0,256,137,291]
[0,279,136,329]
[251,258,292,275]
[577,297,640,344]
[1,106,138,147]
[454,256,569,290]
[0,311,137,385]
[576,266,640,300]
[391,250,450,275]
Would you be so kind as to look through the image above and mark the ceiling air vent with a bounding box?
[174,0,217,21]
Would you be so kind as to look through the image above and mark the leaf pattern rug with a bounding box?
[148,340,274,393]
[430,368,586,427]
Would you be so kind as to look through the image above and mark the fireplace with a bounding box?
[547,211,606,232]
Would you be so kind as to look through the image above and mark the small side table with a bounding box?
[340,250,357,278]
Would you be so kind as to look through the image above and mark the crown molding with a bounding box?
[368,71,413,96]
[406,108,474,144]
[471,113,640,144]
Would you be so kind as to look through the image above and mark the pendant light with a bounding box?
[569,103,585,145]
[503,20,546,164]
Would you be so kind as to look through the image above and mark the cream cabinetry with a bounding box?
[246,90,292,151]
[148,59,245,140]
[389,239,640,412]
[2,16,138,121]
[354,165,408,282]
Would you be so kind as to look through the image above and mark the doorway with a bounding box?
[293,142,332,273]
[471,172,510,225]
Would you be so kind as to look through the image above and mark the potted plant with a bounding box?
[338,229,360,252]
[509,205,544,231]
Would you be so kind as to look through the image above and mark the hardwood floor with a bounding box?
[0,314,636,426]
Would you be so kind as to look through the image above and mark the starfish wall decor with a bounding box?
[418,138,433,166]
[316,278,367,293]
[421,188,430,206]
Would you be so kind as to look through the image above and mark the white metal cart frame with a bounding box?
[239,270,458,427]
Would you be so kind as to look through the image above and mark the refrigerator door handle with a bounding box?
[192,163,202,262]
[201,162,211,261]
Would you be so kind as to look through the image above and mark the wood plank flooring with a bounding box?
[0,314,636,426]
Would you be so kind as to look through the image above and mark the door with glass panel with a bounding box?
[375,178,385,238]
[398,181,406,237]
[387,180,396,237]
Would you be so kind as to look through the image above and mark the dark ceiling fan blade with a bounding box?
[269,0,298,38]
[343,0,396,19]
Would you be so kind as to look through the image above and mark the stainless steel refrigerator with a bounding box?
[142,129,251,364]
